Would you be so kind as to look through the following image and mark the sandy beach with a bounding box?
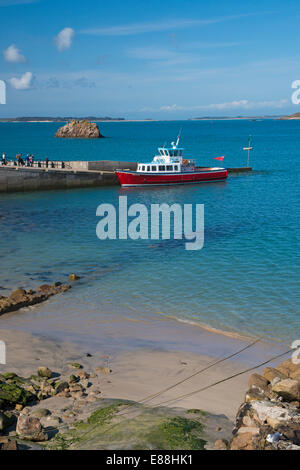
[0,321,289,421]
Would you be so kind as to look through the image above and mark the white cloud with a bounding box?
[3,44,26,63]
[55,27,75,51]
[143,99,288,113]
[9,71,33,90]
[198,99,288,110]
[80,14,254,36]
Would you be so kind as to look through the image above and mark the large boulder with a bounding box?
[248,373,270,392]
[272,379,300,402]
[230,432,256,450]
[16,415,48,441]
[55,119,104,139]
[263,367,288,382]
[276,359,300,379]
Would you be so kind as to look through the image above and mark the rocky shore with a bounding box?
[0,360,104,449]
[54,119,104,138]
[0,283,71,317]
[0,359,224,450]
[215,358,300,450]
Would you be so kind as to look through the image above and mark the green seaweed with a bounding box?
[146,417,206,450]
[44,400,207,450]
[0,383,35,405]
[74,403,122,431]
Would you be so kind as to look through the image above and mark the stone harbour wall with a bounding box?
[0,166,119,193]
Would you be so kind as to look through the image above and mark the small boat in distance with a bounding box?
[115,137,228,187]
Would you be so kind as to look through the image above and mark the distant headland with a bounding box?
[279,112,300,120]
[0,116,125,122]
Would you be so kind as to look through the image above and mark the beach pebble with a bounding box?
[69,374,79,383]
[31,408,51,418]
[69,362,83,369]
[95,366,111,374]
[55,381,69,393]
[37,366,53,379]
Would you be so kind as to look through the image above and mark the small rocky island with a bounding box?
[54,119,104,139]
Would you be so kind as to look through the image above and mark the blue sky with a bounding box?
[1,0,300,118]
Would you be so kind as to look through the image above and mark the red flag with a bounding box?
[214,156,225,161]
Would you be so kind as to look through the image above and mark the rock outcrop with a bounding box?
[0,283,71,316]
[55,119,104,138]
[216,358,300,450]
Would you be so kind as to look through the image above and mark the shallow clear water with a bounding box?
[0,120,299,344]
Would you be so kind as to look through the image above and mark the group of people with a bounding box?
[1,153,52,168]
[16,153,35,167]
[1,153,64,169]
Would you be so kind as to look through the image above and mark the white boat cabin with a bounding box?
[136,141,195,173]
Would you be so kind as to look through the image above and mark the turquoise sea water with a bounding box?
[0,120,299,346]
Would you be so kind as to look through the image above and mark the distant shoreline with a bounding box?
[0,116,290,123]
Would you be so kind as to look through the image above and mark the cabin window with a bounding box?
[166,165,173,171]
[151,166,157,171]
[147,166,151,171]
[142,165,145,171]
[174,165,178,171]
[159,165,166,171]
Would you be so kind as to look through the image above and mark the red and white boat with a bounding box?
[115,138,228,187]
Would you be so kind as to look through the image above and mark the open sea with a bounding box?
[0,120,299,349]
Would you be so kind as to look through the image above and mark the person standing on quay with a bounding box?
[2,153,6,165]
[45,156,49,168]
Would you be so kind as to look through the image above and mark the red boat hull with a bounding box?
[115,168,228,186]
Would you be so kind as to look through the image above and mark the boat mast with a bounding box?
[243,135,253,167]
[176,127,182,147]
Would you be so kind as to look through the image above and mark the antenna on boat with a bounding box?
[176,127,182,147]
[243,134,253,167]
